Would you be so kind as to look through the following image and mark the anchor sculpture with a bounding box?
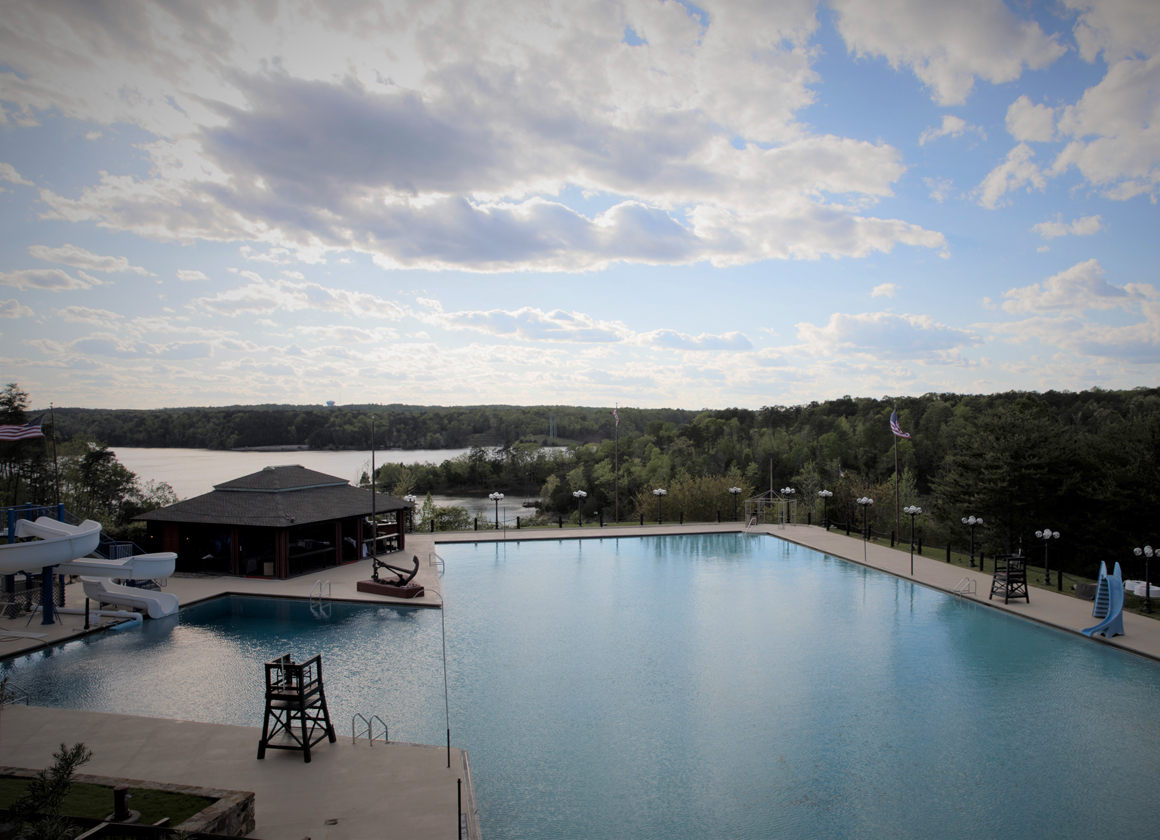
[372,553,419,586]
[359,554,424,598]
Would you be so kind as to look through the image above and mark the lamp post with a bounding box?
[1134,545,1154,614]
[961,515,983,568]
[818,489,832,530]
[904,505,922,576]
[857,497,874,563]
[573,490,587,527]
[403,494,417,532]
[729,486,743,522]
[1035,528,1060,586]
[653,488,666,525]
[489,492,504,530]
[781,487,795,525]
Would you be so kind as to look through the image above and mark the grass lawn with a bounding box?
[0,777,215,826]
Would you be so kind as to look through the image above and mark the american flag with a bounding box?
[890,410,910,439]
[0,416,45,441]
[613,408,619,427]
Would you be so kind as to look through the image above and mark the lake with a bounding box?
[112,446,474,501]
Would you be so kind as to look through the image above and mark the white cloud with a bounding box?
[871,283,898,298]
[830,0,1065,105]
[1000,258,1151,314]
[193,275,405,319]
[421,306,632,343]
[1064,0,1160,64]
[0,268,103,291]
[795,311,982,361]
[1005,95,1056,142]
[28,243,150,275]
[5,1,949,273]
[923,176,953,202]
[176,269,208,281]
[53,306,122,327]
[975,143,1047,209]
[918,115,982,145]
[1032,215,1104,239]
[636,330,753,352]
[0,163,33,186]
[1052,52,1160,201]
[0,299,33,318]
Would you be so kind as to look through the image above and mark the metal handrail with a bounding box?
[953,578,977,598]
[309,579,331,604]
[351,713,389,745]
[429,551,445,571]
[1,677,31,707]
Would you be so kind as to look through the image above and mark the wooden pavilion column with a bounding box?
[275,529,290,579]
[397,514,405,552]
[162,523,179,554]
[356,517,364,559]
[230,527,240,576]
[334,521,343,567]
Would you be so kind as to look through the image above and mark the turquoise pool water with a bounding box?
[5,534,1160,839]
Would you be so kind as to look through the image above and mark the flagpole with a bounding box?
[50,403,60,507]
[894,405,900,541]
[613,404,619,525]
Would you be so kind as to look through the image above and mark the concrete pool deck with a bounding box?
[0,705,477,840]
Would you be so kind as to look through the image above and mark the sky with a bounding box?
[1,0,1158,411]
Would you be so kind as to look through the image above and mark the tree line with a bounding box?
[8,383,1160,581]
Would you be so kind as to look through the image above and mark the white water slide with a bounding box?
[0,516,179,618]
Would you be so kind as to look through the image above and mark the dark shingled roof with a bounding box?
[135,464,410,528]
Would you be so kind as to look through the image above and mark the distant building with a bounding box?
[135,465,410,579]
[326,400,336,407]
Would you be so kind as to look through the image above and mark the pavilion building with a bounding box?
[135,465,410,579]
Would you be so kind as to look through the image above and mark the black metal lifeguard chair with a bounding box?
[257,653,336,763]
[989,554,1030,604]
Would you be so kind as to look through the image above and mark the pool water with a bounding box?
[6,534,1160,840]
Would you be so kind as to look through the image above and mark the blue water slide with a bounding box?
[1082,562,1125,638]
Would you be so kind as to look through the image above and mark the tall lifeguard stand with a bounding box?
[257,653,336,763]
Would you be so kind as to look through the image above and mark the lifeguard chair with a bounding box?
[989,554,1030,604]
[257,653,336,763]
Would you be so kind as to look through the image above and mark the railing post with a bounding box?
[430,520,435,533]
[946,544,951,563]
[679,511,683,525]
[516,516,520,529]
[890,530,895,548]
[474,518,478,531]
[558,516,563,529]
[917,537,922,555]
[599,511,604,527]
[56,503,65,522]
[6,508,13,544]
[639,513,644,526]
[807,511,811,526]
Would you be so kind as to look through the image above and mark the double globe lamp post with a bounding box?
[729,486,743,522]
[818,489,832,530]
[403,494,418,532]
[488,492,504,530]
[781,487,795,525]
[1134,545,1154,614]
[856,496,873,562]
[1036,527,1061,587]
[573,490,587,527]
[653,488,667,525]
[904,505,922,576]
[962,515,983,568]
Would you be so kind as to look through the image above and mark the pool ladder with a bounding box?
[429,551,446,573]
[310,580,331,618]
[351,713,388,745]
[953,578,977,598]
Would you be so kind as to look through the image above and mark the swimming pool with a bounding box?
[6,534,1160,839]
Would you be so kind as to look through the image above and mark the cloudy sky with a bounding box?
[1,0,1158,410]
